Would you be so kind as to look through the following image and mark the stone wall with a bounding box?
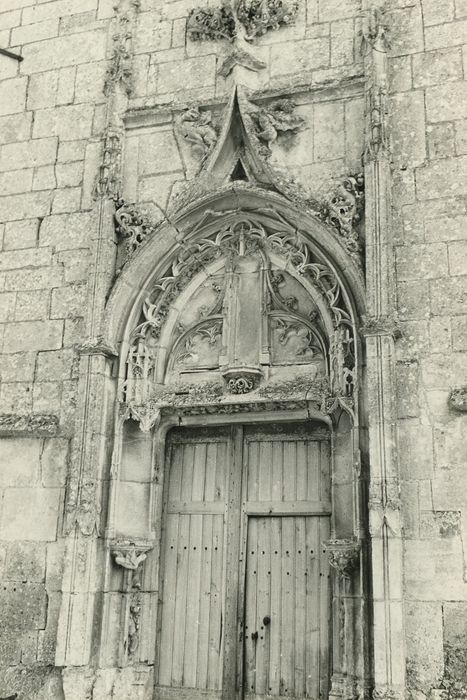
[0,0,465,698]
[388,1,467,696]
[0,0,112,696]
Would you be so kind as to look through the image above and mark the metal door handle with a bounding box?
[263,615,270,626]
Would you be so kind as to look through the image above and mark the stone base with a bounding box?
[62,665,154,700]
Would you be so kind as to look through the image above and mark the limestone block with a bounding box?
[115,481,151,538]
[40,438,68,488]
[430,276,467,315]
[389,5,424,56]
[11,18,59,45]
[422,0,455,25]
[396,243,448,281]
[388,56,413,94]
[0,666,64,700]
[426,81,467,123]
[0,247,51,272]
[0,633,22,666]
[134,13,171,54]
[397,280,430,321]
[413,48,463,90]
[396,320,430,361]
[59,10,106,35]
[344,96,364,170]
[0,382,33,414]
[57,140,86,163]
[36,349,76,382]
[33,165,57,191]
[405,602,444,688]
[74,61,107,104]
[63,317,84,347]
[50,283,86,319]
[455,118,467,154]
[416,155,467,199]
[0,291,16,322]
[52,188,82,214]
[425,213,467,244]
[390,91,426,167]
[451,315,467,350]
[432,465,467,510]
[33,381,63,413]
[0,168,34,196]
[330,19,354,67]
[3,218,39,250]
[398,421,434,479]
[157,55,216,94]
[33,104,94,141]
[0,9,21,31]
[448,240,467,275]
[139,130,182,176]
[4,265,63,292]
[0,112,32,146]
[396,361,420,418]
[0,77,27,116]
[57,249,90,283]
[318,0,359,21]
[0,437,41,486]
[313,100,345,161]
[5,541,46,582]
[45,541,65,592]
[425,18,467,50]
[0,352,36,383]
[427,122,456,159]
[270,37,329,76]
[27,70,59,111]
[443,602,467,684]
[3,320,63,353]
[15,289,50,321]
[20,30,106,74]
[39,211,93,251]
[401,480,420,538]
[0,137,57,172]
[22,0,98,26]
[56,66,76,105]
[434,419,467,466]
[55,162,83,189]
[429,317,451,354]
[139,173,179,211]
[0,486,61,541]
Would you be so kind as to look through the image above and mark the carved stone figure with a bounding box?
[320,173,364,261]
[175,107,218,159]
[249,99,305,149]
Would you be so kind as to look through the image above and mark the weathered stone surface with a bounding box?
[0,487,61,541]
[3,320,64,353]
[4,542,46,583]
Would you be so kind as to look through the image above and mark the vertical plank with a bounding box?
[157,513,178,686]
[171,514,190,686]
[296,441,307,503]
[247,440,258,502]
[306,516,319,699]
[208,513,224,690]
[320,441,332,505]
[294,517,306,697]
[168,443,183,501]
[183,513,203,687]
[271,440,283,502]
[283,441,296,502]
[197,513,212,690]
[307,441,320,502]
[215,440,227,503]
[269,516,282,696]
[255,518,271,695]
[258,441,272,502]
[192,442,207,501]
[281,516,295,696]
[319,516,331,698]
[244,517,258,696]
[180,443,194,501]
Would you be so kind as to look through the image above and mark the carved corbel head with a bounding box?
[111,540,154,572]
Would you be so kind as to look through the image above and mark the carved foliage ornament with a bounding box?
[324,539,361,579]
[94,127,123,200]
[187,0,298,42]
[448,386,467,412]
[319,174,364,262]
[104,0,140,96]
[114,198,158,257]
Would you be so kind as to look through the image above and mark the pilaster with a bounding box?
[361,3,406,698]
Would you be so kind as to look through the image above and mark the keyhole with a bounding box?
[251,631,258,641]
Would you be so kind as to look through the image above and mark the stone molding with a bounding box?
[0,413,59,437]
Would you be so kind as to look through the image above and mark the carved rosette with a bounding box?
[448,386,467,412]
[324,539,360,579]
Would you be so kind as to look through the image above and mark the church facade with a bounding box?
[0,0,466,698]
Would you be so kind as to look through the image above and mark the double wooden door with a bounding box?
[154,423,331,700]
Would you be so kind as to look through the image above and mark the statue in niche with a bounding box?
[175,107,218,159]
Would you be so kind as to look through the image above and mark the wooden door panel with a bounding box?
[156,428,229,696]
[244,516,330,700]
